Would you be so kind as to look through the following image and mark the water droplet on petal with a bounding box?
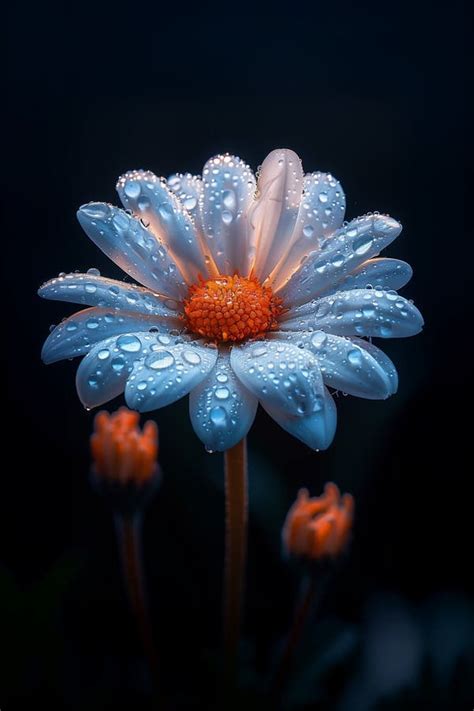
[145,350,175,370]
[98,348,110,360]
[210,406,227,426]
[353,234,374,255]
[87,267,101,276]
[124,180,141,199]
[348,348,363,366]
[215,387,230,400]
[117,334,142,353]
[182,349,201,365]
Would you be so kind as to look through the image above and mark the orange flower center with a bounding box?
[183,275,283,343]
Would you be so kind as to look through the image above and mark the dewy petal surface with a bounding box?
[75,331,186,408]
[230,339,324,417]
[77,203,188,299]
[277,214,402,306]
[116,170,214,282]
[270,171,346,290]
[200,155,256,276]
[125,342,218,412]
[248,149,304,281]
[42,307,177,364]
[167,172,204,233]
[318,258,413,296]
[39,273,182,318]
[189,350,258,451]
[280,288,424,338]
[270,331,395,399]
[262,386,337,450]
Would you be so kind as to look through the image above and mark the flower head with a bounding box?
[282,483,354,560]
[40,149,424,452]
[91,407,158,484]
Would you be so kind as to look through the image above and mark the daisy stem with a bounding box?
[115,512,160,687]
[271,573,317,700]
[223,437,248,686]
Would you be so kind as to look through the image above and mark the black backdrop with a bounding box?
[3,1,471,709]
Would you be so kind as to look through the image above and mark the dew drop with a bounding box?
[85,283,97,294]
[182,349,201,365]
[348,348,363,366]
[251,346,267,357]
[215,387,230,400]
[86,318,99,329]
[353,235,374,255]
[221,210,233,225]
[111,356,126,372]
[184,196,197,210]
[222,189,236,210]
[145,350,175,369]
[303,225,314,238]
[124,180,141,199]
[216,373,228,383]
[117,334,141,353]
[98,348,110,360]
[210,406,227,426]
[87,267,101,276]
[318,192,328,204]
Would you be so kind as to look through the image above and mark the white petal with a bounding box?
[319,258,413,296]
[200,155,256,276]
[270,331,394,399]
[189,350,258,451]
[75,330,185,409]
[349,336,398,395]
[230,339,324,417]
[167,172,204,233]
[248,149,304,281]
[38,273,182,318]
[77,203,188,299]
[262,387,337,450]
[116,170,214,282]
[279,288,424,338]
[42,307,179,364]
[270,171,346,290]
[125,342,218,412]
[277,214,402,306]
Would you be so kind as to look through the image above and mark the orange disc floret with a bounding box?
[282,483,354,560]
[183,274,283,343]
[91,407,158,485]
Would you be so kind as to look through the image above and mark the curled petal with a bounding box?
[116,170,214,282]
[271,172,346,290]
[42,307,178,364]
[262,387,337,450]
[279,288,424,338]
[270,331,395,399]
[230,339,324,417]
[77,203,188,299]
[189,350,258,451]
[249,149,304,281]
[319,258,413,296]
[200,154,256,276]
[125,342,218,412]
[277,214,402,306]
[38,273,182,318]
[76,331,185,408]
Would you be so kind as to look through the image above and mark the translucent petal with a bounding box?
[279,288,424,338]
[116,170,214,282]
[200,154,256,276]
[38,273,182,318]
[167,172,204,233]
[349,336,398,395]
[125,342,218,412]
[270,331,395,399]
[42,307,178,364]
[262,387,337,450]
[75,330,185,409]
[318,258,413,296]
[189,350,258,451]
[248,149,304,281]
[277,214,402,306]
[230,339,324,417]
[77,203,188,299]
[270,171,346,290]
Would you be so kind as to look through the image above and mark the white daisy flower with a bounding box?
[39,149,423,452]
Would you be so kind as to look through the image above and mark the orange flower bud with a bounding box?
[91,407,158,485]
[282,483,354,560]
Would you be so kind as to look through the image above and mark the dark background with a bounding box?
[3,1,471,709]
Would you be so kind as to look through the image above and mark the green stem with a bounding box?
[271,574,317,701]
[115,513,160,687]
[223,437,248,686]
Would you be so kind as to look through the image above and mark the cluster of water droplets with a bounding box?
[231,340,325,417]
[77,202,189,300]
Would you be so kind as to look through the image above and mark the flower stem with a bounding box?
[115,513,160,687]
[223,437,248,686]
[271,573,317,701]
